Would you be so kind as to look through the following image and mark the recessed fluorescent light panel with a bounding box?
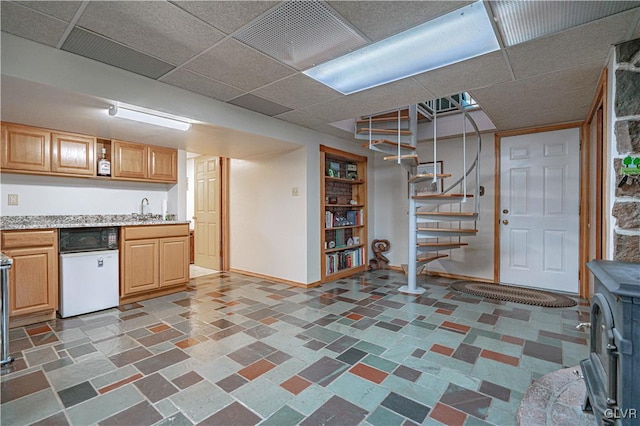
[491,0,640,47]
[303,1,499,95]
[108,106,191,131]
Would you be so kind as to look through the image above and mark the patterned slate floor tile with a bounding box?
[1,270,590,426]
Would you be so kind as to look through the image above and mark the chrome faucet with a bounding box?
[140,197,149,216]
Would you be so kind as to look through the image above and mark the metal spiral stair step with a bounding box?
[383,155,418,168]
[417,242,469,252]
[409,173,452,184]
[357,128,412,135]
[416,212,479,222]
[417,227,478,237]
[412,194,474,204]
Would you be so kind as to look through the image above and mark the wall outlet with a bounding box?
[292,187,299,196]
[7,194,18,206]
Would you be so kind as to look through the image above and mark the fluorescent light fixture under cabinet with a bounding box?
[303,1,500,95]
[108,106,191,131]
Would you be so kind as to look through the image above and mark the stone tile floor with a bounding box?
[1,270,592,425]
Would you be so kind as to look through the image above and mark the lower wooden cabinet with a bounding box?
[1,229,58,327]
[120,224,189,303]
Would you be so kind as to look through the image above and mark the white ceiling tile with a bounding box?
[506,8,638,79]
[160,69,244,102]
[172,1,279,35]
[15,1,83,21]
[348,78,434,114]
[252,74,341,110]
[1,2,69,47]
[275,110,328,129]
[300,95,380,123]
[328,1,472,42]
[184,39,295,91]
[413,51,513,98]
[77,1,225,65]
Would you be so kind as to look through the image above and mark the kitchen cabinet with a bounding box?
[112,140,147,180]
[1,123,96,177]
[0,229,58,327]
[120,224,189,303]
[51,131,95,176]
[113,140,177,183]
[1,123,51,173]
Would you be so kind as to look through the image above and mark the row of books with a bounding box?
[326,247,364,275]
[325,210,363,228]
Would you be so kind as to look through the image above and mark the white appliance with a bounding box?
[59,249,119,318]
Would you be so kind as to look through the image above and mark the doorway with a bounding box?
[496,126,581,293]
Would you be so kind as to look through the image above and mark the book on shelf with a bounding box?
[346,163,358,180]
[325,247,364,275]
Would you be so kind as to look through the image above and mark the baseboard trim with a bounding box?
[387,265,495,284]
[229,268,321,289]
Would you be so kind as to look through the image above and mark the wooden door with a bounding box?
[122,239,158,295]
[148,146,177,182]
[159,237,189,287]
[5,247,57,316]
[51,132,96,176]
[113,141,147,179]
[499,128,580,293]
[194,156,220,270]
[1,123,50,172]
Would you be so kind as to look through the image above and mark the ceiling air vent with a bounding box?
[233,1,368,70]
[61,27,175,79]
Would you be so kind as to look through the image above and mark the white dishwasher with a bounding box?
[59,227,120,318]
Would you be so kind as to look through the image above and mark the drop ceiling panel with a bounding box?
[77,1,225,65]
[328,1,473,42]
[61,28,175,80]
[15,1,83,21]
[275,110,328,129]
[348,78,435,114]
[300,95,379,123]
[412,51,513,98]
[252,74,341,110]
[228,94,292,117]
[0,2,69,47]
[506,8,638,79]
[471,62,603,130]
[172,1,279,35]
[184,38,296,91]
[159,69,244,102]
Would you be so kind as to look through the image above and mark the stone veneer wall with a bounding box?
[612,38,640,262]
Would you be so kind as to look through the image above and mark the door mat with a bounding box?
[450,281,577,308]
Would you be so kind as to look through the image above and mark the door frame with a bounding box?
[494,122,584,293]
[580,69,608,297]
[221,157,230,271]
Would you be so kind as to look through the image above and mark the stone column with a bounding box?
[612,38,640,262]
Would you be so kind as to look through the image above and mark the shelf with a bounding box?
[325,176,364,184]
[325,243,364,254]
[325,265,367,280]
[325,225,364,231]
[326,204,364,209]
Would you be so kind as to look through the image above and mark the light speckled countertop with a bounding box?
[1,215,189,230]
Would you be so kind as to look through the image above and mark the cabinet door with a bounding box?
[148,146,177,182]
[51,132,96,176]
[113,140,147,179]
[1,124,51,172]
[4,246,58,316]
[159,236,189,287]
[122,239,159,295]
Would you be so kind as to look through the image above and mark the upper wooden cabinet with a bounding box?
[113,140,148,180]
[112,140,177,183]
[1,123,51,172]
[149,146,177,182]
[51,132,96,176]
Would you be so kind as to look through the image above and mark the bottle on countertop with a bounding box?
[97,147,111,176]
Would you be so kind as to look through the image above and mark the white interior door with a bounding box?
[194,156,220,270]
[499,128,580,293]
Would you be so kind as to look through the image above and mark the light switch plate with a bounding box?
[8,194,18,206]
[292,187,299,196]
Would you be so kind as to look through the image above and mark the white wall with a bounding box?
[186,157,195,228]
[1,150,187,218]
[230,147,308,284]
[373,132,496,281]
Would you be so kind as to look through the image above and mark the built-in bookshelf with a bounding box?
[320,145,368,282]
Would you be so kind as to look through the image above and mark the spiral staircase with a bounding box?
[357,95,482,294]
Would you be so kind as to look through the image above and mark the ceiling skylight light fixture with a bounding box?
[303,1,500,95]
[108,106,191,131]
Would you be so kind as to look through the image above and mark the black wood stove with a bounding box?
[582,260,640,425]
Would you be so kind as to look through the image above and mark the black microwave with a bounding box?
[59,227,119,253]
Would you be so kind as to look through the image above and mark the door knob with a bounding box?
[502,219,509,225]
